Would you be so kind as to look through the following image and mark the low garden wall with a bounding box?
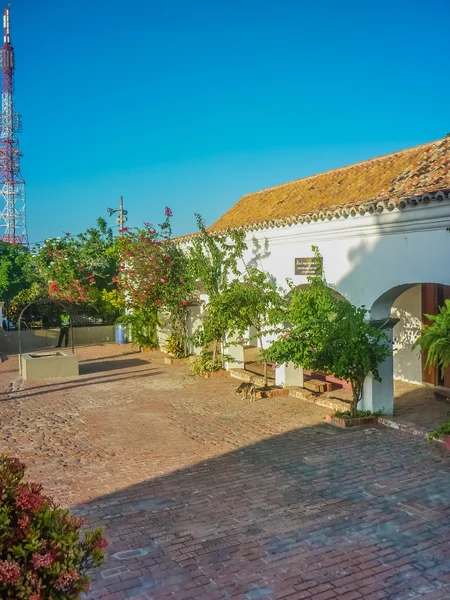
[0,325,115,355]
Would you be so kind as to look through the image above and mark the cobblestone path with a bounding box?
[0,345,449,599]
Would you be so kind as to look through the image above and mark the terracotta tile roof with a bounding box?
[209,137,450,232]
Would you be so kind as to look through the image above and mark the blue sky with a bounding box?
[11,0,450,242]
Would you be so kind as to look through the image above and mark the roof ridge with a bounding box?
[240,137,447,199]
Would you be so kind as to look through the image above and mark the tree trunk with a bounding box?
[212,339,218,363]
[350,379,363,418]
[258,334,268,389]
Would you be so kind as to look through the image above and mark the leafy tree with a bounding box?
[0,242,33,318]
[32,218,118,307]
[189,214,247,297]
[414,299,450,377]
[188,214,247,363]
[115,209,195,350]
[319,301,391,416]
[264,249,391,416]
[218,268,284,388]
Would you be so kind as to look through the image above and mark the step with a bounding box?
[303,379,333,393]
[289,387,350,412]
[229,369,266,387]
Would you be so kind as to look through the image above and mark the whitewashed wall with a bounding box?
[392,285,422,384]
[240,202,450,316]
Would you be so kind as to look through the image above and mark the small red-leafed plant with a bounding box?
[0,455,107,600]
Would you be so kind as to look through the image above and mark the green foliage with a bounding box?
[188,214,247,298]
[187,215,248,360]
[334,408,384,418]
[218,268,285,388]
[414,299,450,377]
[0,454,106,599]
[321,301,391,416]
[188,352,223,375]
[0,242,33,303]
[428,418,450,441]
[116,212,195,352]
[264,248,391,416]
[32,219,118,309]
[117,310,160,349]
[265,252,337,371]
[165,334,186,358]
[8,283,43,323]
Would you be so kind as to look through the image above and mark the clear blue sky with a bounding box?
[11,0,450,242]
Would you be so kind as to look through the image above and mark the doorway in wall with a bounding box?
[421,283,450,387]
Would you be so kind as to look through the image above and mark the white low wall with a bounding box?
[0,325,115,355]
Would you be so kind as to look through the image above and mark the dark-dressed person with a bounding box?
[56,313,71,348]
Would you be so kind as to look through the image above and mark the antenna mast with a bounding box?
[0,6,27,245]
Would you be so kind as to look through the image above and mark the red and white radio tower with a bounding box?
[0,6,27,245]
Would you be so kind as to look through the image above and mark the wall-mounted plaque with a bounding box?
[295,257,322,276]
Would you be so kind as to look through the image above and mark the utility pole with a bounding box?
[119,196,124,233]
[107,197,128,236]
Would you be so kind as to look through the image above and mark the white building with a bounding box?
[203,137,450,414]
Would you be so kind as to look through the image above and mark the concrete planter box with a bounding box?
[164,356,190,365]
[201,370,230,379]
[20,351,79,380]
[326,414,378,428]
[255,388,290,399]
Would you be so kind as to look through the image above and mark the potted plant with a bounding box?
[117,309,160,352]
[414,298,450,379]
[0,454,107,599]
[164,334,191,364]
[187,350,231,378]
[429,419,450,450]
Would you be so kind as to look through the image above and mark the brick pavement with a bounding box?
[1,345,450,599]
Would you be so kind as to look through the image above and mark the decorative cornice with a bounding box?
[174,189,450,242]
[233,189,450,233]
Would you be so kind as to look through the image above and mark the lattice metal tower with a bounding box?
[0,7,27,245]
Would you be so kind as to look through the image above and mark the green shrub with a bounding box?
[188,353,223,376]
[334,408,384,418]
[0,455,106,599]
[428,419,450,441]
[117,309,159,349]
[414,299,450,377]
[165,335,186,358]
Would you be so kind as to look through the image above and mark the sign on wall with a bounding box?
[294,257,322,276]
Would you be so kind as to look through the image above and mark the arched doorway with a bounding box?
[364,282,450,418]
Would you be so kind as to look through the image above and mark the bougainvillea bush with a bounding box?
[0,455,107,600]
[115,208,195,351]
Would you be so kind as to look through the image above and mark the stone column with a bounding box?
[362,318,398,415]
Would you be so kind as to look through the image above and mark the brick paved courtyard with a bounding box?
[1,345,450,600]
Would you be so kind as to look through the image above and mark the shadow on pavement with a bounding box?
[1,369,163,402]
[75,423,450,600]
[79,358,151,375]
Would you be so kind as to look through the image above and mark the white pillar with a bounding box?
[275,362,304,388]
[362,322,396,415]
[186,305,203,356]
[223,335,245,370]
